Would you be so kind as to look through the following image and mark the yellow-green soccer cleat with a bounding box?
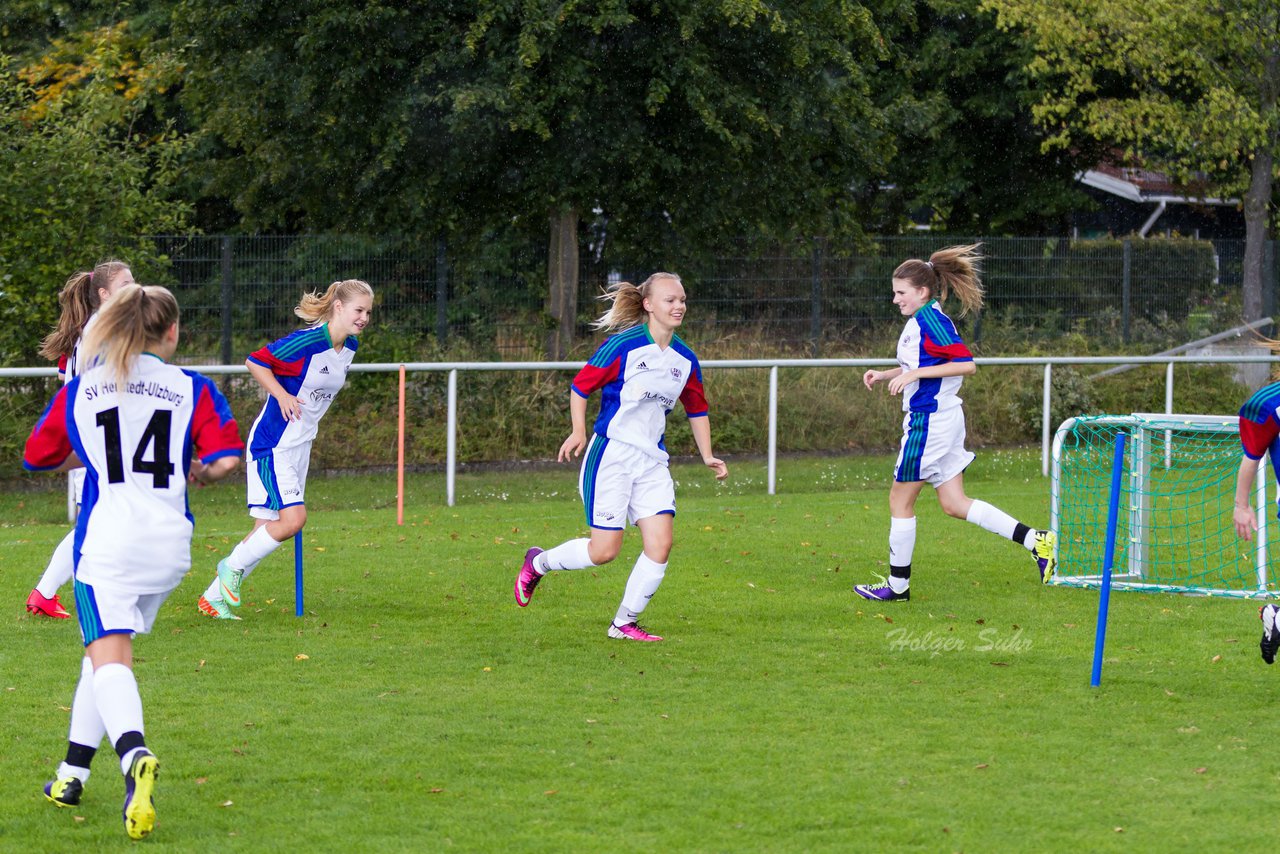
[122,752,159,840]
[43,775,83,807]
[1033,530,1057,583]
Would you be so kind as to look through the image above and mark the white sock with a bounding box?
[613,552,667,626]
[91,663,145,773]
[228,525,284,576]
[36,530,76,598]
[57,761,92,784]
[966,500,1020,541]
[889,516,916,571]
[68,656,106,755]
[539,538,596,572]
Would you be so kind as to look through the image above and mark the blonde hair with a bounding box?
[39,260,132,360]
[894,244,984,317]
[79,285,179,386]
[295,279,374,324]
[592,272,683,332]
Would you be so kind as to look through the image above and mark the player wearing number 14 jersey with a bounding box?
[24,285,242,839]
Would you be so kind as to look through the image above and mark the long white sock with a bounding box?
[36,530,76,598]
[228,525,284,576]
[889,516,917,570]
[966,500,1021,541]
[613,552,667,626]
[91,663,145,773]
[68,656,106,753]
[538,538,596,572]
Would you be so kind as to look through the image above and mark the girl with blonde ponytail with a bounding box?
[27,260,135,620]
[855,245,1056,603]
[23,285,243,839]
[514,272,729,642]
[198,279,374,620]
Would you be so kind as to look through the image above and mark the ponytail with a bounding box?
[592,272,682,332]
[39,260,132,360]
[79,285,179,386]
[893,244,984,317]
[295,279,374,325]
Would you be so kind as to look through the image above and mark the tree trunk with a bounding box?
[546,207,580,360]
[1242,146,1274,323]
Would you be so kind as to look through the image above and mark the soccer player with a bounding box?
[853,244,1056,602]
[26,260,136,620]
[513,272,729,642]
[24,285,243,839]
[1228,380,1280,664]
[197,279,373,619]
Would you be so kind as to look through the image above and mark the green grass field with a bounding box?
[1,450,1274,852]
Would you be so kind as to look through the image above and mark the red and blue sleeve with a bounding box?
[247,340,306,377]
[680,365,709,418]
[1240,416,1279,460]
[189,376,245,462]
[23,386,73,471]
[572,356,621,398]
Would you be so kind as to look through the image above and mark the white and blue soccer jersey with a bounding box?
[571,326,709,463]
[245,323,356,460]
[23,356,243,593]
[896,299,974,413]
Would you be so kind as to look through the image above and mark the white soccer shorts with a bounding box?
[73,579,173,645]
[579,435,676,530]
[247,445,312,521]
[894,406,976,486]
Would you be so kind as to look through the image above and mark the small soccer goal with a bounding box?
[1051,413,1274,599]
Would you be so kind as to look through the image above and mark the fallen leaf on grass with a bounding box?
[1195,767,1207,774]
[991,662,1010,667]
[295,654,310,661]
[430,788,444,794]
[544,790,558,796]
[975,763,989,770]
[1211,655,1222,663]
[221,801,234,808]
[195,778,208,785]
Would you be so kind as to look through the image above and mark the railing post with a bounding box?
[1165,362,1174,413]
[1042,362,1053,477]
[768,365,778,495]
[447,369,457,507]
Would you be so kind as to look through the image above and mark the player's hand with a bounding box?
[558,432,587,462]
[188,460,209,487]
[1235,506,1259,541]
[705,456,729,481]
[863,369,882,390]
[275,393,303,421]
[887,371,913,395]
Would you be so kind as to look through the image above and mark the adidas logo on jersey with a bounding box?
[635,361,649,371]
[320,366,330,374]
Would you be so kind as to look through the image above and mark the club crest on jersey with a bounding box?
[670,368,682,380]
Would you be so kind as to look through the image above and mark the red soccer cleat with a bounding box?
[26,589,71,619]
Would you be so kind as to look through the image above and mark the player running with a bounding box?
[514,272,729,642]
[197,279,373,619]
[24,285,243,839]
[26,260,135,619]
[854,244,1056,602]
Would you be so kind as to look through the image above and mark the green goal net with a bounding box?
[1050,413,1273,598]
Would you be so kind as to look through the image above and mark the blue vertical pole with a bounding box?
[294,531,304,617]
[1091,432,1127,686]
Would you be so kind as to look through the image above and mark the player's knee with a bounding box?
[589,540,621,564]
[941,501,968,519]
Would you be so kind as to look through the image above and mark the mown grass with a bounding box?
[1,451,1275,852]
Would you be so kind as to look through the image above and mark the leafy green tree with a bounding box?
[868,0,1096,234]
[0,31,191,365]
[174,0,895,355]
[984,0,1280,319]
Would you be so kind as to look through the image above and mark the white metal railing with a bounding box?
[5,353,1278,513]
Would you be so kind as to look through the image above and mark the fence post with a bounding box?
[436,236,448,345]
[1122,239,1132,345]
[1042,363,1052,477]
[768,365,778,495]
[446,369,457,508]
[810,241,822,358]
[220,236,234,369]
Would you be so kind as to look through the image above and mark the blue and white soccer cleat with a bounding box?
[854,576,910,602]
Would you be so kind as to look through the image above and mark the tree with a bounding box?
[0,28,191,365]
[174,0,895,356]
[867,0,1096,234]
[984,0,1280,319]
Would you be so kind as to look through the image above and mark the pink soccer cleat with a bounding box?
[514,547,544,607]
[27,589,71,619]
[607,622,663,642]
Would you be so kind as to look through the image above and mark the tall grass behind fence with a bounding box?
[148,235,1274,363]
